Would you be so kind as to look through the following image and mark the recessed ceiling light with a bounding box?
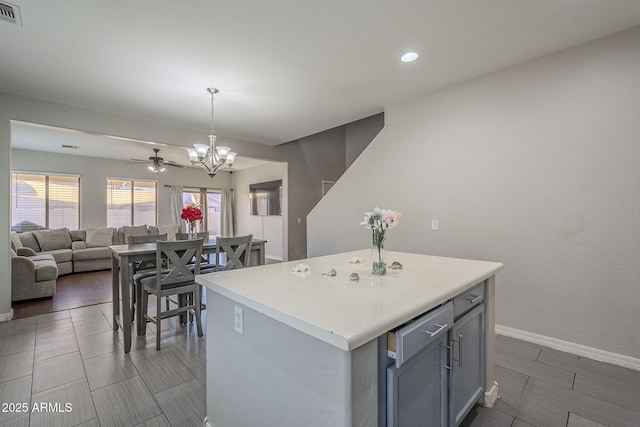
[401,52,418,63]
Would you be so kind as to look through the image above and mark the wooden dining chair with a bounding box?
[128,233,168,321]
[128,233,168,270]
[139,239,204,350]
[176,231,213,265]
[214,234,253,272]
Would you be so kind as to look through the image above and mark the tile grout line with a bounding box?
[69,308,102,426]
[522,375,531,394]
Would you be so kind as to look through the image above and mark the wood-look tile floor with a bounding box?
[462,336,640,427]
[0,301,207,427]
[4,270,640,426]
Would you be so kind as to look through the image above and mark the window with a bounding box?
[11,172,80,230]
[107,179,157,227]
[182,188,222,237]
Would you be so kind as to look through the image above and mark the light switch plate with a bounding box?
[432,220,439,231]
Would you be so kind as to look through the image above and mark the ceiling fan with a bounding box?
[127,148,185,173]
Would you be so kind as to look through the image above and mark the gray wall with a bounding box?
[308,27,640,360]
[346,113,384,168]
[282,114,384,257]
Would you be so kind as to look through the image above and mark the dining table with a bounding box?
[109,238,266,352]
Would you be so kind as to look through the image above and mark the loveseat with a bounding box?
[10,224,179,275]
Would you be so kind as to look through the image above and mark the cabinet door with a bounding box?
[449,304,485,427]
[387,336,448,427]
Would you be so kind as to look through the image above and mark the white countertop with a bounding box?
[197,249,503,351]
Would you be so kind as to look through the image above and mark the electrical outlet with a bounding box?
[234,306,244,335]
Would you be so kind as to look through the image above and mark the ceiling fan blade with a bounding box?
[164,162,187,168]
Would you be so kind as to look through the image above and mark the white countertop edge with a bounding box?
[343,266,503,350]
[198,259,503,352]
[201,280,352,351]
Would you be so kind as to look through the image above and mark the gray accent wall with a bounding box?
[261,114,383,259]
[346,113,385,168]
[308,27,640,360]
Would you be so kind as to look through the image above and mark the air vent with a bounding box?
[0,2,21,25]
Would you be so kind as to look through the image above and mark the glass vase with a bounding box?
[372,245,387,275]
[188,223,197,240]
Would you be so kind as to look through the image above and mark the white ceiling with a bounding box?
[3,0,640,151]
[10,121,273,170]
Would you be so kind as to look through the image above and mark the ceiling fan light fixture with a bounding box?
[187,87,237,177]
[129,148,185,173]
[148,164,166,173]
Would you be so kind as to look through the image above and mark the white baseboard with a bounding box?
[495,324,640,372]
[482,381,499,408]
[0,308,14,322]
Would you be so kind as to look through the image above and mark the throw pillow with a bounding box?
[10,231,23,251]
[18,232,41,252]
[157,224,179,241]
[33,228,72,251]
[32,227,71,251]
[122,225,148,245]
[69,230,86,242]
[86,227,114,248]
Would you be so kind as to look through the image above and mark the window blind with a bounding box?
[11,172,80,230]
[107,179,157,227]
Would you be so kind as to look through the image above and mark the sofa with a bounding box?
[10,224,180,276]
[10,224,181,302]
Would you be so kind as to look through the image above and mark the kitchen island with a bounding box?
[197,249,503,427]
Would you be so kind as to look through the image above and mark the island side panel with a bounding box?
[482,275,498,406]
[351,338,379,426]
[207,291,372,427]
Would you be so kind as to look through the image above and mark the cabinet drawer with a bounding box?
[453,282,484,320]
[389,302,453,367]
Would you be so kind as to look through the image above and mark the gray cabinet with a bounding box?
[448,303,485,427]
[387,333,449,426]
[385,282,487,427]
[386,302,453,427]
